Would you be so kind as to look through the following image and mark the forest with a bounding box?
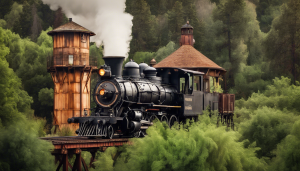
[0,0,300,170]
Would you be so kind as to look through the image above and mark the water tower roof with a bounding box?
[47,18,95,36]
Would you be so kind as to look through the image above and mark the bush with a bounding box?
[0,120,55,171]
[239,107,298,159]
[92,116,266,171]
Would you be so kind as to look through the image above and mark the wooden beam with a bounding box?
[63,154,68,171]
[81,157,89,171]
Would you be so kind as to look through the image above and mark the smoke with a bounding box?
[42,0,133,57]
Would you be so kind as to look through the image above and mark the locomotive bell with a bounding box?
[124,60,140,78]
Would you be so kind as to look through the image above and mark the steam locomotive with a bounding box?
[68,56,235,139]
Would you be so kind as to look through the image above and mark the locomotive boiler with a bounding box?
[68,56,235,139]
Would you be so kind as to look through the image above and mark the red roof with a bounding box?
[48,20,95,36]
[154,45,225,71]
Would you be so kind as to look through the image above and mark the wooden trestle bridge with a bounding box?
[41,136,130,171]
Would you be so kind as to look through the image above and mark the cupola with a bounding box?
[180,21,194,46]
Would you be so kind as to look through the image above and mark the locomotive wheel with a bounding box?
[161,115,168,123]
[107,125,114,139]
[150,115,159,122]
[169,115,178,128]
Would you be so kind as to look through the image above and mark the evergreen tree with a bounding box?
[53,8,64,29]
[13,1,32,39]
[126,0,158,58]
[264,0,300,84]
[30,4,43,42]
[256,0,284,33]
[146,0,168,15]
[3,2,23,30]
[213,0,250,89]
[0,0,14,19]
[168,1,184,43]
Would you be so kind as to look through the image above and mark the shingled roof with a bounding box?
[47,18,95,36]
[154,45,225,72]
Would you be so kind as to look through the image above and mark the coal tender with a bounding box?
[68,56,217,138]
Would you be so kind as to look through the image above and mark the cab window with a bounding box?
[193,75,201,91]
[180,73,192,94]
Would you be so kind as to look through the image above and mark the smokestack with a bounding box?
[103,56,125,78]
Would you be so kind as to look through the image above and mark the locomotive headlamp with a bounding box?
[99,68,105,76]
[99,89,105,95]
[98,67,111,77]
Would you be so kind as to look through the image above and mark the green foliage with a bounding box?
[0,19,7,28]
[264,0,300,84]
[0,120,55,171]
[0,0,14,19]
[126,0,158,58]
[231,63,271,99]
[127,41,176,65]
[236,77,300,114]
[154,41,177,62]
[0,28,33,127]
[38,88,53,106]
[132,52,156,64]
[168,1,184,43]
[1,27,54,123]
[91,147,122,171]
[3,2,23,30]
[93,117,266,171]
[235,76,300,161]
[239,107,298,159]
[90,44,104,67]
[256,0,284,33]
[270,120,300,171]
[56,126,75,137]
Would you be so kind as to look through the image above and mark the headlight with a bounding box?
[99,69,105,76]
[99,89,105,95]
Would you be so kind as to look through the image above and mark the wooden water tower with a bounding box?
[47,18,97,131]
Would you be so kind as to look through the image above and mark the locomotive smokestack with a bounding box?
[103,56,125,78]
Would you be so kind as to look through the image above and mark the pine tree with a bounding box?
[264,0,300,84]
[30,4,42,42]
[213,0,250,89]
[0,0,14,19]
[13,1,32,39]
[168,1,184,43]
[126,0,158,58]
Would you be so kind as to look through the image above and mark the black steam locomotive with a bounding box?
[68,56,234,139]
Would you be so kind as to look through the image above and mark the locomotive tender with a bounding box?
[68,56,234,139]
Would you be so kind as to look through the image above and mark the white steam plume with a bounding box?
[42,0,133,57]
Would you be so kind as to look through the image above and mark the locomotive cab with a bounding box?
[156,68,206,117]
